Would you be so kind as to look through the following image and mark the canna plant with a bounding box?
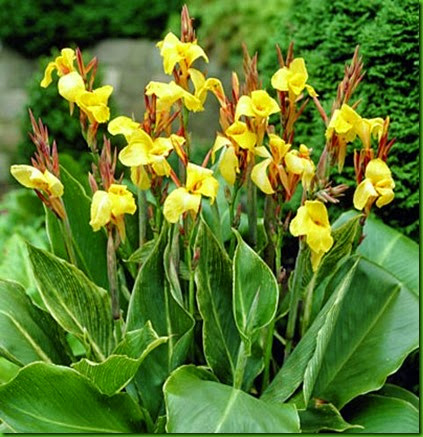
[0,5,418,434]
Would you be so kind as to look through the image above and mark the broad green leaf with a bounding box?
[334,211,418,296]
[0,280,70,366]
[126,225,194,418]
[45,206,69,262]
[61,166,109,289]
[233,230,279,352]
[164,365,300,433]
[27,244,114,361]
[0,358,19,385]
[72,322,167,395]
[310,258,418,407]
[299,402,363,433]
[194,218,239,383]
[0,362,144,433]
[0,234,45,308]
[262,257,360,404]
[342,394,419,433]
[376,383,419,410]
[125,240,156,264]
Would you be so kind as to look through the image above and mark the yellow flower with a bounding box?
[354,117,384,149]
[118,129,184,177]
[235,90,280,121]
[163,163,219,223]
[353,159,395,210]
[326,104,361,143]
[131,166,151,190]
[251,134,291,194]
[108,116,141,141]
[40,48,76,88]
[290,200,334,271]
[145,81,203,112]
[271,58,317,97]
[57,71,86,103]
[188,68,226,107]
[10,165,63,197]
[285,144,315,190]
[76,85,114,123]
[90,184,136,240]
[212,135,239,186]
[225,121,257,150]
[157,32,209,75]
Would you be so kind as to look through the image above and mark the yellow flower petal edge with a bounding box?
[163,187,201,223]
[186,163,219,203]
[251,158,275,194]
[10,165,64,198]
[40,48,76,88]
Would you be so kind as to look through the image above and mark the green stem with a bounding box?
[261,318,276,393]
[300,275,317,337]
[246,167,257,248]
[233,341,247,390]
[228,182,240,258]
[137,188,147,248]
[284,240,307,360]
[61,213,78,266]
[107,230,120,321]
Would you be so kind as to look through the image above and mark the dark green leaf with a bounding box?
[126,225,194,418]
[299,401,363,433]
[233,230,279,353]
[342,394,419,433]
[72,322,167,395]
[27,244,114,361]
[194,218,239,384]
[375,383,419,410]
[0,280,70,366]
[334,211,418,295]
[0,362,145,433]
[164,365,300,433]
[61,166,109,289]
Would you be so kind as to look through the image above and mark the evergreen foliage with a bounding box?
[0,0,182,58]
[261,0,419,239]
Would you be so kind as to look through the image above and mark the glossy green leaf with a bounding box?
[376,383,419,410]
[262,257,360,404]
[164,365,300,433]
[299,402,363,433]
[0,358,19,385]
[0,280,70,366]
[233,230,279,352]
[334,211,418,295]
[194,218,239,383]
[342,394,419,433]
[310,258,418,407]
[45,206,69,262]
[27,244,114,361]
[61,166,109,289]
[0,362,144,433]
[126,225,194,417]
[72,322,167,395]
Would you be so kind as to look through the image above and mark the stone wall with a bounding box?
[0,39,230,189]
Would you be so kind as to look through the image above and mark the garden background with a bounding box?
[0,0,418,396]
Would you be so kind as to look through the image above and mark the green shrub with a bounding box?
[260,0,419,240]
[167,0,291,69]
[0,0,182,58]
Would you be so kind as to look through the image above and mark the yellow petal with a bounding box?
[163,187,201,223]
[375,188,395,208]
[10,165,48,191]
[251,159,274,194]
[271,67,289,91]
[290,58,308,79]
[170,134,187,163]
[365,158,392,185]
[131,166,151,190]
[108,184,136,217]
[285,151,304,175]
[289,205,310,237]
[254,146,272,159]
[306,200,331,228]
[353,178,378,210]
[119,142,150,167]
[58,72,85,103]
[310,250,324,272]
[186,163,218,201]
[226,121,257,150]
[108,116,141,139]
[218,146,239,185]
[235,95,254,120]
[90,190,112,231]
[93,85,113,104]
[212,135,232,162]
[185,43,209,68]
[305,84,318,98]
[40,62,56,88]
[268,133,290,162]
[152,137,174,157]
[42,170,64,197]
[151,156,172,177]
[250,90,280,118]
